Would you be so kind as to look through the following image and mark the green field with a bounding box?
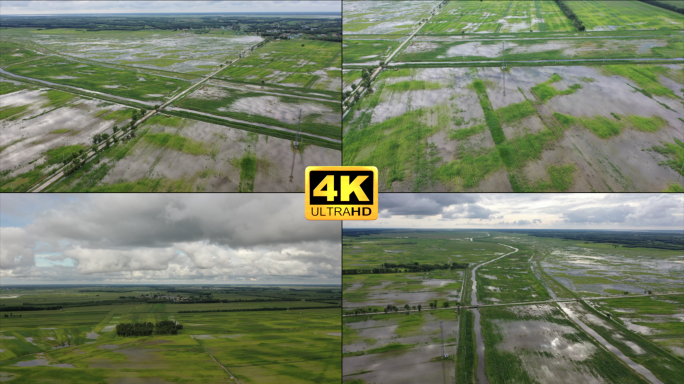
[0,286,341,384]
[1,15,342,193]
[215,39,341,92]
[567,0,684,31]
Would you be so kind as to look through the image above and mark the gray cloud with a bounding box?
[346,193,684,231]
[0,1,341,14]
[378,194,494,219]
[0,195,340,284]
[562,205,635,223]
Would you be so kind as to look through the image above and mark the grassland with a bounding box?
[0,285,341,384]
[567,0,684,31]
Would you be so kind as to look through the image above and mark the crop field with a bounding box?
[0,14,342,192]
[567,0,684,31]
[343,65,684,192]
[3,55,189,102]
[420,0,574,34]
[343,37,403,65]
[343,228,684,384]
[1,28,263,75]
[214,39,342,92]
[0,286,341,384]
[343,1,440,35]
[35,114,339,192]
[343,0,684,192]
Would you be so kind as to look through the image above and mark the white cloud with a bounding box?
[0,195,340,284]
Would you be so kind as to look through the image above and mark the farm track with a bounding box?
[167,107,342,143]
[342,292,682,317]
[191,335,242,384]
[388,57,684,66]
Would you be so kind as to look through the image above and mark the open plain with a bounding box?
[342,228,684,384]
[0,14,342,192]
[0,286,341,384]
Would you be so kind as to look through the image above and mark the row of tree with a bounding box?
[178,305,338,313]
[382,261,469,271]
[1,305,62,312]
[3,313,23,317]
[346,301,461,316]
[115,320,182,337]
[555,0,586,31]
[638,0,684,15]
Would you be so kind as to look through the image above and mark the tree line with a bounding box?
[178,305,338,313]
[382,261,469,271]
[638,0,684,15]
[1,305,62,312]
[115,320,183,337]
[343,261,468,275]
[555,0,586,31]
[0,15,341,33]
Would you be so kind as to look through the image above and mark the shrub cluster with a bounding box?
[115,320,182,336]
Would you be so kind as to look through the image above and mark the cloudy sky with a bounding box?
[0,1,340,15]
[344,193,684,230]
[1,194,340,285]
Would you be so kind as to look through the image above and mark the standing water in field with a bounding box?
[558,302,664,384]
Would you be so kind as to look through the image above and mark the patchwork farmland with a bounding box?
[0,285,341,384]
[342,0,684,192]
[0,14,342,192]
[342,228,684,384]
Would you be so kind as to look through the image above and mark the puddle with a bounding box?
[619,318,660,336]
[0,372,18,382]
[13,359,75,368]
[192,334,215,339]
[217,334,244,339]
[98,344,120,350]
[86,331,99,339]
[326,333,342,337]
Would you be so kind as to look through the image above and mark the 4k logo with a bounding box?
[305,166,378,220]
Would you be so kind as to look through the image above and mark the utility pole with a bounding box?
[502,41,506,97]
[440,320,445,358]
[294,109,301,149]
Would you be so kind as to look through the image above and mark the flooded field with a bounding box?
[343,64,684,192]
[42,114,339,192]
[343,311,457,384]
[343,229,684,384]
[1,21,342,192]
[343,1,440,35]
